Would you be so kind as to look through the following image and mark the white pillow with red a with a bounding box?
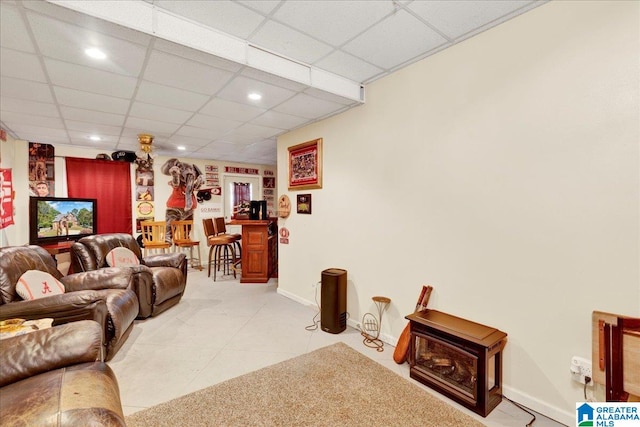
[106,247,140,267]
[16,270,65,300]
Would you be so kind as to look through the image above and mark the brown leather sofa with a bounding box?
[0,320,126,427]
[71,233,187,319]
[0,245,139,360]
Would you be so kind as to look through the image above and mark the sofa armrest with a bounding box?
[0,291,108,327]
[61,267,133,292]
[0,320,103,387]
[144,252,186,270]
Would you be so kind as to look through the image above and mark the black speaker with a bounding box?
[321,268,347,334]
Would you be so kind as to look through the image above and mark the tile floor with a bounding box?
[108,269,566,426]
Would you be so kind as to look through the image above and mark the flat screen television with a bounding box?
[29,197,97,246]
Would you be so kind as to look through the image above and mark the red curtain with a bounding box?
[66,157,132,234]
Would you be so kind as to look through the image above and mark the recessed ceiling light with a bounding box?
[248,92,262,101]
[85,47,106,60]
[89,135,101,141]
[177,146,186,151]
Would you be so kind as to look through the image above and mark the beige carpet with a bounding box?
[125,342,485,427]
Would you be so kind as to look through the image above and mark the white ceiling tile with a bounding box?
[251,110,310,129]
[0,3,36,53]
[0,97,59,118]
[408,0,537,40]
[59,106,124,126]
[153,38,243,73]
[65,120,123,136]
[129,101,194,124]
[44,59,138,98]
[0,111,63,128]
[143,50,234,95]
[8,124,69,141]
[23,1,154,46]
[314,49,383,83]
[125,116,182,134]
[0,48,47,82]
[166,134,211,147]
[200,98,266,122]
[273,1,394,46]
[53,87,130,114]
[240,67,308,92]
[186,113,242,133]
[67,131,120,145]
[120,128,172,143]
[156,0,265,40]
[273,93,344,119]
[304,87,362,106]
[176,125,227,140]
[27,11,148,77]
[236,1,280,16]
[343,10,447,69]
[0,76,54,103]
[216,76,296,109]
[230,123,284,139]
[249,21,333,64]
[135,80,210,111]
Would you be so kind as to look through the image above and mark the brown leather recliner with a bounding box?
[0,320,126,427]
[71,233,187,319]
[0,245,139,361]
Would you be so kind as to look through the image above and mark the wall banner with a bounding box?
[0,168,14,229]
[28,142,55,196]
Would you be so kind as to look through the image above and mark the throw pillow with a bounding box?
[106,247,140,267]
[16,270,65,300]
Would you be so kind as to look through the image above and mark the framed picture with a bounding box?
[296,194,312,214]
[288,138,322,190]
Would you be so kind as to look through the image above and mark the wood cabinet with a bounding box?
[229,219,277,283]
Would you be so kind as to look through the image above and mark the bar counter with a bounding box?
[228,219,277,283]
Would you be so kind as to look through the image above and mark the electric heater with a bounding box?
[320,268,347,334]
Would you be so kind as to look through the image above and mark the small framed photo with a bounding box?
[296,194,312,214]
[288,138,322,190]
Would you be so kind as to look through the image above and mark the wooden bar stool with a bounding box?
[213,217,242,260]
[140,221,171,257]
[171,220,202,271]
[202,218,236,281]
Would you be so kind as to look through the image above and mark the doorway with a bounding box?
[222,175,262,221]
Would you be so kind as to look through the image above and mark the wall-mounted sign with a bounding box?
[279,227,290,244]
[224,166,259,175]
[278,195,291,218]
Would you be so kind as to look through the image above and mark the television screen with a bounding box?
[29,197,97,245]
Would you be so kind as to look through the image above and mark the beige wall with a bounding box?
[277,1,639,424]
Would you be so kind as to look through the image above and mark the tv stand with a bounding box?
[39,241,73,256]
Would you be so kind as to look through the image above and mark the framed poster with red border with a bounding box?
[288,138,322,191]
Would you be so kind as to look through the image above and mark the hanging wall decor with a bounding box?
[288,138,322,190]
[296,194,312,214]
[0,168,14,229]
[28,142,54,197]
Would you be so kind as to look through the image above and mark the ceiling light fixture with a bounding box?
[89,135,101,141]
[135,133,157,159]
[248,92,262,101]
[85,47,106,60]
[177,146,186,151]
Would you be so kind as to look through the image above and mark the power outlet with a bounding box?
[570,356,593,386]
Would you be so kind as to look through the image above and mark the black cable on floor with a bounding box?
[305,281,321,331]
[502,395,537,427]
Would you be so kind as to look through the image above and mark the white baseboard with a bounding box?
[502,384,573,426]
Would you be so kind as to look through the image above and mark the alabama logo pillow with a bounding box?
[16,270,65,300]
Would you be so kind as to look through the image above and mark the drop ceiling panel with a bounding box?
[59,106,124,126]
[28,12,148,76]
[251,110,310,129]
[0,4,36,53]
[273,0,394,47]
[314,50,383,83]
[186,113,242,133]
[129,101,195,124]
[175,125,223,140]
[343,9,448,69]
[135,80,210,111]
[64,120,122,136]
[44,59,138,98]
[216,76,297,109]
[1,111,63,128]
[143,50,235,95]
[53,87,131,114]
[0,76,54,103]
[0,97,60,118]
[408,0,537,40]
[274,93,345,120]
[124,116,181,134]
[0,48,47,82]
[199,98,266,122]
[153,38,244,73]
[155,0,265,40]
[250,21,334,64]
